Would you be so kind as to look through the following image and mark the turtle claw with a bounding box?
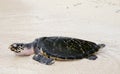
[33,54,55,65]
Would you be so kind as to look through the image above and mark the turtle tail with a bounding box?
[98,44,105,49]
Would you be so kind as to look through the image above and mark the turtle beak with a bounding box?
[9,45,14,51]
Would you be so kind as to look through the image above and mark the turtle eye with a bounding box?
[18,45,24,50]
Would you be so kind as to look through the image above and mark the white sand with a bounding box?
[0,0,120,74]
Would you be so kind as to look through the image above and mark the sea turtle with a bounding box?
[9,36,105,65]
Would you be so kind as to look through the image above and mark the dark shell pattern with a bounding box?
[36,37,101,60]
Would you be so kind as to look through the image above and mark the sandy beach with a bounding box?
[0,0,120,74]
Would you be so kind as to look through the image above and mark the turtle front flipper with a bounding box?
[86,55,97,60]
[33,54,55,65]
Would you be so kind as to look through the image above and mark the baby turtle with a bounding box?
[9,36,105,65]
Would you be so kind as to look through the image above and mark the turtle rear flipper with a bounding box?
[98,44,105,49]
[86,55,97,60]
[33,54,55,65]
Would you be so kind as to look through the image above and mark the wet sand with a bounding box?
[0,0,120,74]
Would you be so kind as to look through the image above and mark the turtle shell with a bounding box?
[38,37,100,60]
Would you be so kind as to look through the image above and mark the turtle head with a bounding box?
[9,43,25,53]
